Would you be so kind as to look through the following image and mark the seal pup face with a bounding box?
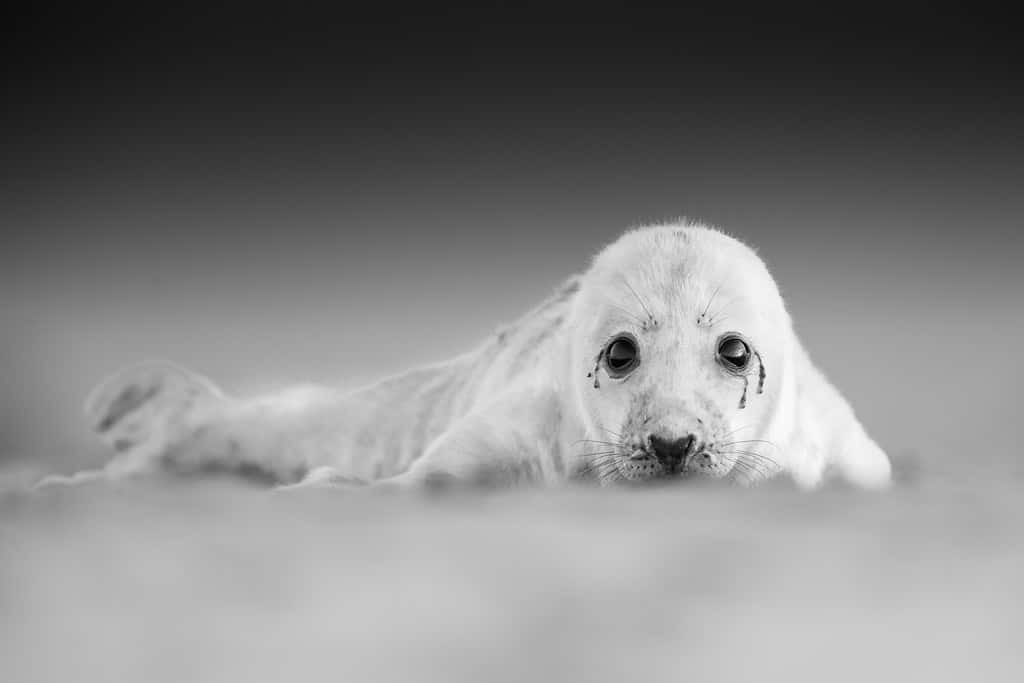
[569,224,794,485]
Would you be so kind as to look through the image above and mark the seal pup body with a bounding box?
[52,223,891,491]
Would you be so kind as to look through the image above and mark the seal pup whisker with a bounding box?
[577,452,626,482]
[719,439,779,451]
[607,304,649,328]
[729,459,768,483]
[572,439,626,449]
[697,281,727,326]
[597,426,625,439]
[622,278,657,325]
[723,450,782,478]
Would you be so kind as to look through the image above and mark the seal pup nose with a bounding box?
[648,434,697,470]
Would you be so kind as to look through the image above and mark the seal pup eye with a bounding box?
[603,335,640,377]
[716,336,751,371]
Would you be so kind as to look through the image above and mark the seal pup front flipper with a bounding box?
[374,386,566,491]
[785,341,892,489]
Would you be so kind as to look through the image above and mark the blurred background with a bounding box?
[2,5,1022,475]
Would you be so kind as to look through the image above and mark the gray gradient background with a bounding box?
[2,6,1022,474]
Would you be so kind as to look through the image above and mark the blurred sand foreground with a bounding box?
[1,467,1021,683]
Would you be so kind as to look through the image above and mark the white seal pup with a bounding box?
[45,223,891,491]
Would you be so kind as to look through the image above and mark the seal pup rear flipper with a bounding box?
[34,362,225,489]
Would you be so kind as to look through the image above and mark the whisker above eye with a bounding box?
[699,282,724,322]
[622,279,656,323]
[607,304,648,327]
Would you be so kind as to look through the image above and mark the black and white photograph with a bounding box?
[2,5,1022,682]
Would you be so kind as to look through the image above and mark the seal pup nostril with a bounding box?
[648,434,697,470]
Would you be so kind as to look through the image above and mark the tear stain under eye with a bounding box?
[738,351,767,409]
[755,350,766,394]
[587,352,602,389]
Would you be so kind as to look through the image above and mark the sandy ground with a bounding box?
[1,461,1022,683]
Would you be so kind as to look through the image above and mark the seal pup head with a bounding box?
[567,223,800,485]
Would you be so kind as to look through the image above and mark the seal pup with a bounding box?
[43,223,891,491]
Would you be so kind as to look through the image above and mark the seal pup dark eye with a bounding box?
[716,336,751,371]
[603,335,640,377]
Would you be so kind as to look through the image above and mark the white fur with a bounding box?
[46,223,890,491]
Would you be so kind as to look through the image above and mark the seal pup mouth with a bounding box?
[581,430,733,483]
[607,436,735,483]
[578,431,781,486]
